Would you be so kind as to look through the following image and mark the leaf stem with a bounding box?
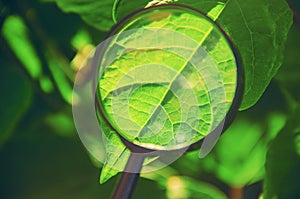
[229,186,244,199]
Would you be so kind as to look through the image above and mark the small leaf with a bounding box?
[99,114,161,183]
[98,116,130,184]
[100,163,121,184]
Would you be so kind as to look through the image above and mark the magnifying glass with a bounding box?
[74,4,243,199]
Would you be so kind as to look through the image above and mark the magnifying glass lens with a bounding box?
[97,5,238,151]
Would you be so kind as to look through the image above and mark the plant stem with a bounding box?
[229,186,244,199]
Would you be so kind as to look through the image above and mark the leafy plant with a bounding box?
[90,0,292,184]
[48,0,294,183]
[0,0,299,198]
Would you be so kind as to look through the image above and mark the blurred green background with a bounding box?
[0,0,299,198]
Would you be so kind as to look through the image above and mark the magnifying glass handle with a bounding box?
[111,153,145,199]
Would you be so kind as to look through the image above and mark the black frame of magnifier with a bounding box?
[94,4,245,199]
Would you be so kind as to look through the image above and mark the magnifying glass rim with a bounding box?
[94,3,244,153]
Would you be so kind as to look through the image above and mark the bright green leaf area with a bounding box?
[2,15,43,79]
[264,106,300,199]
[98,6,237,182]
[99,7,237,149]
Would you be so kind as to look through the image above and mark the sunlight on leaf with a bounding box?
[166,176,228,199]
[98,6,237,150]
[97,4,237,183]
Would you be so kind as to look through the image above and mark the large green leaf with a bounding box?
[264,106,300,199]
[98,5,237,149]
[0,64,33,146]
[213,0,293,109]
[113,0,294,110]
[98,5,237,182]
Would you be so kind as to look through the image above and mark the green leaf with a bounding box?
[2,15,43,79]
[201,112,286,187]
[98,5,237,182]
[99,127,130,184]
[99,6,237,150]
[51,0,114,31]
[0,64,33,146]
[264,106,300,199]
[112,0,293,110]
[99,117,159,184]
[213,0,293,109]
[178,0,293,109]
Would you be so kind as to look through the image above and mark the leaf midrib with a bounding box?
[134,4,226,139]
